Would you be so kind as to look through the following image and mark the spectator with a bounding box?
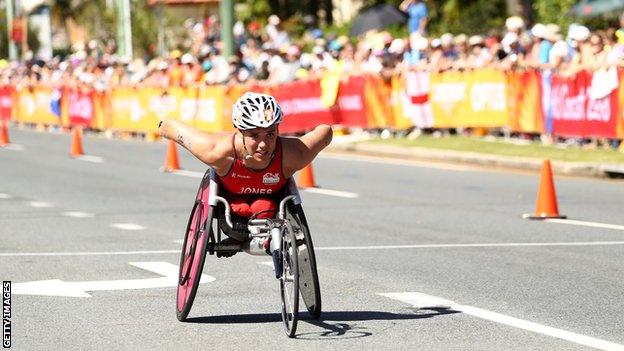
[400,0,428,36]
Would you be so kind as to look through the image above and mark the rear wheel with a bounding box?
[176,201,213,321]
[280,226,299,338]
[288,204,322,319]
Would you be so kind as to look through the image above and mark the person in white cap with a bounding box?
[505,16,525,34]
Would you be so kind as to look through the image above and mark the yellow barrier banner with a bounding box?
[194,86,228,132]
[16,87,61,125]
[110,87,154,132]
[430,69,508,128]
[429,71,468,127]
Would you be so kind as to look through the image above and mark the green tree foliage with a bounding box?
[48,1,185,58]
[427,0,508,36]
[532,0,576,28]
[356,0,507,36]
[0,8,7,58]
[129,0,159,58]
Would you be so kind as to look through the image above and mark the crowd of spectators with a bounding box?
[1,11,624,92]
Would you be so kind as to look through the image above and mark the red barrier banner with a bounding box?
[67,88,94,127]
[551,70,619,138]
[334,76,367,128]
[270,80,335,133]
[0,86,13,121]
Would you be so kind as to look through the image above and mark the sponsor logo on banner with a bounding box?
[337,95,364,111]
[197,99,216,122]
[280,97,327,115]
[549,70,617,138]
[262,172,280,185]
[431,82,466,116]
[180,97,197,121]
[470,82,506,111]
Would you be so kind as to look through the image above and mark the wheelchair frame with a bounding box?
[176,168,322,337]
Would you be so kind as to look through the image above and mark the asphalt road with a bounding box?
[1,127,624,350]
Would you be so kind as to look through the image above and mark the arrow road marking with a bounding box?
[380,292,624,351]
[12,261,215,297]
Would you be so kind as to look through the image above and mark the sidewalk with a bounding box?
[325,136,624,179]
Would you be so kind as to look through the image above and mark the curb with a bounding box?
[326,142,624,179]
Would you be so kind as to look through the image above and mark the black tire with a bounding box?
[289,204,322,319]
[176,201,213,321]
[280,226,299,338]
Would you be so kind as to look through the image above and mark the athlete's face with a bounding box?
[241,126,278,161]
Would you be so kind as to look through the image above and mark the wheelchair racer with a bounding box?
[158,92,332,250]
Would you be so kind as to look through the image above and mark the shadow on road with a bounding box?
[186,307,460,339]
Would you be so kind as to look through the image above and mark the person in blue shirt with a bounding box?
[400,0,428,36]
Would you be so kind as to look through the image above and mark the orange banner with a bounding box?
[507,70,544,133]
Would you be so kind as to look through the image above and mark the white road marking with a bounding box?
[172,169,204,178]
[29,201,53,208]
[13,261,215,297]
[380,292,624,351]
[75,155,104,163]
[0,250,179,257]
[2,143,24,151]
[544,218,624,231]
[316,241,624,251]
[321,153,475,171]
[3,240,624,258]
[0,193,12,199]
[173,239,184,244]
[302,187,359,198]
[110,223,145,231]
[258,261,274,267]
[62,211,95,218]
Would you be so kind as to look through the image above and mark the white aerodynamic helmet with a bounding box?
[232,92,283,130]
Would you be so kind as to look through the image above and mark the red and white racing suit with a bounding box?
[218,136,287,219]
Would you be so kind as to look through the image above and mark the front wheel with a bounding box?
[176,201,213,321]
[279,226,299,338]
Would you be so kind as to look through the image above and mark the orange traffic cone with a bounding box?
[162,140,180,172]
[298,163,316,188]
[523,160,566,219]
[0,120,9,147]
[70,127,84,157]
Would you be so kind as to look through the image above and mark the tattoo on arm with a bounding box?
[176,134,191,150]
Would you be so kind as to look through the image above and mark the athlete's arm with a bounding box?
[158,119,233,172]
[282,124,333,177]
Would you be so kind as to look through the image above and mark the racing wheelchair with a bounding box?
[176,168,322,337]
